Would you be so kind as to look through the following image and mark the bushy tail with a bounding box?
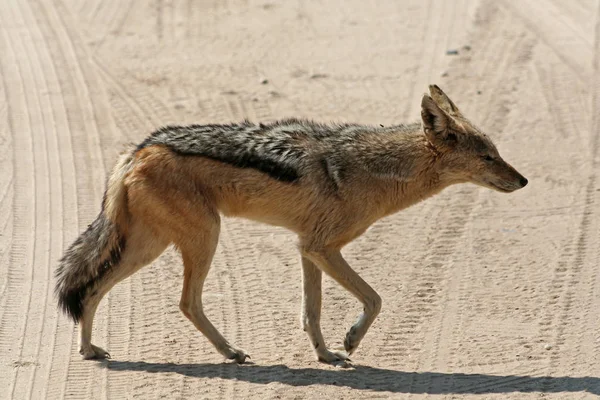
[55,151,134,322]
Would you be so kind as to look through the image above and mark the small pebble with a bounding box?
[544,344,552,350]
[260,78,269,84]
[462,45,472,51]
[441,70,449,77]
[446,49,459,55]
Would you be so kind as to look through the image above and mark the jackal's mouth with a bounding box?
[494,186,514,193]
[486,180,521,193]
[480,179,520,193]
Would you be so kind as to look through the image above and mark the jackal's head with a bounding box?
[420,85,527,193]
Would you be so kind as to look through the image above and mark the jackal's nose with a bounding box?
[520,177,528,187]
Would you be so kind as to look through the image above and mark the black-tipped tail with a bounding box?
[55,213,125,322]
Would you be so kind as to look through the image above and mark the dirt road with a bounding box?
[1,0,599,398]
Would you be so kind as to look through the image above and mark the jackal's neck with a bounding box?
[351,124,438,181]
[355,125,448,217]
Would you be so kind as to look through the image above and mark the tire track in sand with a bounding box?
[0,29,14,344]
[6,1,79,398]
[501,0,593,83]
[0,3,60,398]
[582,0,600,382]
[513,0,599,389]
[542,0,600,391]
[17,2,81,397]
[531,56,597,395]
[0,2,50,398]
[27,0,115,398]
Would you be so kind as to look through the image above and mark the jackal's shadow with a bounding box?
[105,361,599,395]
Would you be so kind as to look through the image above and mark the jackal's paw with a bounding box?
[344,326,361,355]
[317,349,351,366]
[80,344,110,360]
[225,348,251,364]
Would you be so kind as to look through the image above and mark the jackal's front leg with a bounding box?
[302,248,382,357]
[301,256,350,363]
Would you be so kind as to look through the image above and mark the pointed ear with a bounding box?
[421,94,456,145]
[429,84,461,116]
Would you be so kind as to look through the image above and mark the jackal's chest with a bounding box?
[376,179,448,219]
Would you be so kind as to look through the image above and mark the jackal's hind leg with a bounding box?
[80,341,110,360]
[301,256,350,364]
[178,217,249,363]
[78,220,169,360]
[79,300,110,360]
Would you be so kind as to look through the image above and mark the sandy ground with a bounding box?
[1,0,600,398]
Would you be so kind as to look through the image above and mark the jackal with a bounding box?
[56,85,527,364]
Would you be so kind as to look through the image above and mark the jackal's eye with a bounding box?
[482,155,494,162]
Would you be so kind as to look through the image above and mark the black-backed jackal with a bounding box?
[56,85,527,364]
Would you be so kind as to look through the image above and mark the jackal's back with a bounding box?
[136,119,411,184]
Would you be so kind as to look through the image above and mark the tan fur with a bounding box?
[67,85,527,363]
[103,150,134,230]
